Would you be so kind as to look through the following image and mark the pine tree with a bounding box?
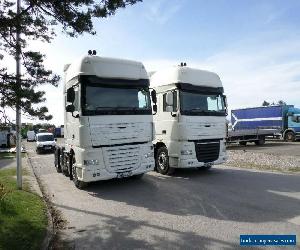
[0,0,142,121]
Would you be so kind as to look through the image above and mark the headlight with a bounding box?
[37,144,43,148]
[83,159,99,165]
[144,152,154,158]
[181,150,193,155]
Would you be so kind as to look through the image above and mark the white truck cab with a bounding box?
[54,54,156,188]
[150,64,228,174]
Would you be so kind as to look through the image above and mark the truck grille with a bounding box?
[103,145,140,173]
[194,141,220,163]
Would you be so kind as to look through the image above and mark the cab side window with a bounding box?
[163,91,177,112]
[73,86,79,111]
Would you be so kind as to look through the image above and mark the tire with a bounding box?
[239,141,247,146]
[71,156,87,189]
[285,131,295,142]
[255,137,265,146]
[62,154,70,177]
[155,146,174,175]
[54,147,62,173]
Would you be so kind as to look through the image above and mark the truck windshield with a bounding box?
[82,85,152,115]
[37,135,54,142]
[180,91,226,116]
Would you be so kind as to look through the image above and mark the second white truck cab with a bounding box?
[55,53,156,188]
[150,64,228,174]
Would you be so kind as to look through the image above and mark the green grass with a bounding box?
[0,168,48,250]
[0,152,26,159]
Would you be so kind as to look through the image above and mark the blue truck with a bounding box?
[227,105,300,145]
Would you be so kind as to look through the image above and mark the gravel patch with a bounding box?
[227,150,300,172]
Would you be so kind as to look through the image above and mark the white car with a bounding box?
[36,133,56,154]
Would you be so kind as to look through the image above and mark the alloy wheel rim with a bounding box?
[158,152,167,170]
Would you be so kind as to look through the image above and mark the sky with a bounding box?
[4,0,300,125]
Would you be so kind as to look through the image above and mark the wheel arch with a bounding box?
[154,142,166,158]
[283,129,295,139]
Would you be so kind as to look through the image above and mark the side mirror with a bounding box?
[151,90,157,104]
[166,92,173,106]
[66,104,75,113]
[166,106,173,112]
[153,104,157,114]
[67,87,75,103]
[223,95,228,116]
[223,95,228,108]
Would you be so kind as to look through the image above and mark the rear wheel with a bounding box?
[285,131,295,142]
[62,154,70,177]
[54,147,62,173]
[72,156,88,189]
[155,146,174,175]
[255,137,265,146]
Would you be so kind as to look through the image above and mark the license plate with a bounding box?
[204,162,212,167]
[45,146,51,150]
[117,171,132,178]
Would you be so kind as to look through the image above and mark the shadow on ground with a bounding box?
[53,203,237,250]
[81,167,300,224]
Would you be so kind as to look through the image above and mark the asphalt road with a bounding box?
[25,140,300,250]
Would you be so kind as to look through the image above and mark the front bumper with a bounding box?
[76,162,154,182]
[169,139,228,168]
[177,153,228,168]
[37,145,55,152]
[73,142,155,182]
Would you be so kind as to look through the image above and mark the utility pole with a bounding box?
[16,0,22,189]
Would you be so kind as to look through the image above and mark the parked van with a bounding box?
[36,132,56,153]
[27,130,36,142]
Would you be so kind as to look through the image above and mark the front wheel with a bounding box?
[155,146,174,175]
[54,147,62,173]
[285,131,296,142]
[72,156,88,189]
